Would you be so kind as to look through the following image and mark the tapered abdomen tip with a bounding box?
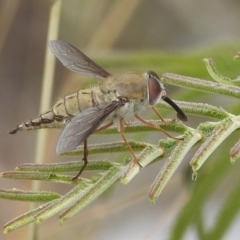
[9,127,19,134]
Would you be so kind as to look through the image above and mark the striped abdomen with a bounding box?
[9,88,94,134]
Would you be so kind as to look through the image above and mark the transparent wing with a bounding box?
[56,101,124,155]
[48,40,111,80]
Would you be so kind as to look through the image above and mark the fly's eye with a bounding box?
[148,71,160,80]
[147,72,162,105]
[140,98,144,102]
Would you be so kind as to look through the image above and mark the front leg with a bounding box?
[119,119,142,167]
[135,114,183,140]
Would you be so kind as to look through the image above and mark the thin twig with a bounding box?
[29,1,62,240]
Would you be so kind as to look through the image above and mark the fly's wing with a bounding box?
[48,40,111,80]
[56,101,124,155]
[162,96,188,122]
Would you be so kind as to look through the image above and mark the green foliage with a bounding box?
[1,48,240,238]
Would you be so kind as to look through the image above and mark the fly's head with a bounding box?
[145,71,187,122]
[146,71,166,106]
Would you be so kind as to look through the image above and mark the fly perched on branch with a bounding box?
[9,40,187,180]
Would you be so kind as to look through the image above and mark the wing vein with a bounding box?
[56,100,125,154]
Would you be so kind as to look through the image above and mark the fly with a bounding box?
[10,40,187,180]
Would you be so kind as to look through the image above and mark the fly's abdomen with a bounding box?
[9,110,66,134]
[9,89,94,134]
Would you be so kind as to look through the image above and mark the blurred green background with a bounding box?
[1,0,240,240]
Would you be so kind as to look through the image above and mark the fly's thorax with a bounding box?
[109,70,167,121]
[99,71,167,121]
[100,72,148,101]
[98,70,167,122]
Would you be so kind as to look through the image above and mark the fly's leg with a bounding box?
[72,121,114,180]
[124,120,130,126]
[94,121,114,134]
[72,140,88,181]
[135,114,183,140]
[151,106,167,123]
[119,119,142,167]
